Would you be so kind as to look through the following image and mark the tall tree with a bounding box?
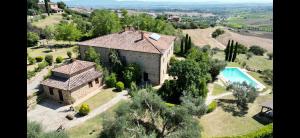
[180,38,184,54]
[228,40,234,62]
[224,40,230,61]
[231,42,238,62]
[44,0,50,16]
[55,22,82,44]
[100,89,201,138]
[184,34,188,53]
[91,10,121,36]
[188,36,192,51]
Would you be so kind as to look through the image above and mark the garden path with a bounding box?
[27,90,128,132]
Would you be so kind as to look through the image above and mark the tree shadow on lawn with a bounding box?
[43,50,53,53]
[252,113,273,125]
[30,46,44,50]
[217,99,248,117]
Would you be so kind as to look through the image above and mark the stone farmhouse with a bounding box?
[41,60,103,104]
[78,28,176,85]
[38,0,63,13]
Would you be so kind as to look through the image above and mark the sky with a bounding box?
[52,0,273,4]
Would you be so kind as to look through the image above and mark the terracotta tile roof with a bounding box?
[52,60,95,76]
[78,30,176,54]
[41,69,102,91]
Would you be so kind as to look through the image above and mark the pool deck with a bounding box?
[219,67,266,91]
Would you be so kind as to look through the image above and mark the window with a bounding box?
[88,81,93,88]
[49,87,54,95]
[95,78,99,84]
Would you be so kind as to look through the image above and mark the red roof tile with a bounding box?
[78,30,176,54]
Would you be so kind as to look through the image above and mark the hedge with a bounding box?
[56,56,63,63]
[35,56,44,62]
[207,101,217,113]
[215,123,273,138]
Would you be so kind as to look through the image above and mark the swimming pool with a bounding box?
[220,67,265,91]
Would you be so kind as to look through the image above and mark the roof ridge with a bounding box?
[143,32,162,54]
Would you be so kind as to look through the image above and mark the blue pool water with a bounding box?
[220,67,259,88]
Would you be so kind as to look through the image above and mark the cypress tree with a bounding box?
[232,42,238,62]
[185,34,188,53]
[228,40,234,62]
[188,36,191,51]
[180,38,184,54]
[225,40,230,61]
[44,0,50,16]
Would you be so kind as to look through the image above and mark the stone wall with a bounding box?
[160,42,174,84]
[79,46,162,84]
[70,77,102,101]
[42,85,72,104]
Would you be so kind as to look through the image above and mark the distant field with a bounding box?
[183,27,226,49]
[31,14,63,29]
[216,29,273,52]
[183,27,273,52]
[223,11,273,32]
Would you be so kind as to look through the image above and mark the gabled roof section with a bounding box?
[52,60,95,76]
[78,30,176,54]
[41,69,102,91]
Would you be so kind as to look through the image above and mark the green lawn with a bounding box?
[27,43,77,71]
[68,100,127,138]
[75,88,118,111]
[248,71,272,90]
[212,84,227,96]
[200,94,273,138]
[213,51,273,71]
[31,14,63,29]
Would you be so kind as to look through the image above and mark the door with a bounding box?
[58,90,64,101]
[144,72,149,81]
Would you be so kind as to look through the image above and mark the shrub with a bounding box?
[170,56,177,66]
[28,56,36,65]
[246,52,254,60]
[115,81,124,92]
[41,15,46,19]
[122,63,141,87]
[35,62,49,72]
[267,52,273,60]
[129,82,138,97]
[212,28,225,38]
[56,56,64,63]
[45,55,53,65]
[105,73,117,88]
[207,101,217,113]
[248,45,267,56]
[27,70,36,79]
[67,51,72,58]
[27,32,40,47]
[35,56,43,62]
[43,70,52,80]
[242,61,247,68]
[79,103,90,116]
[165,102,175,107]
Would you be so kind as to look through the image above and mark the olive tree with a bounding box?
[230,82,258,110]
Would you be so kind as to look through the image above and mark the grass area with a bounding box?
[27,42,77,71]
[31,14,63,29]
[200,94,273,138]
[75,88,118,111]
[212,51,273,71]
[68,100,127,138]
[248,71,272,90]
[212,83,227,96]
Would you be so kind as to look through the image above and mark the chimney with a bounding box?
[141,31,144,40]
